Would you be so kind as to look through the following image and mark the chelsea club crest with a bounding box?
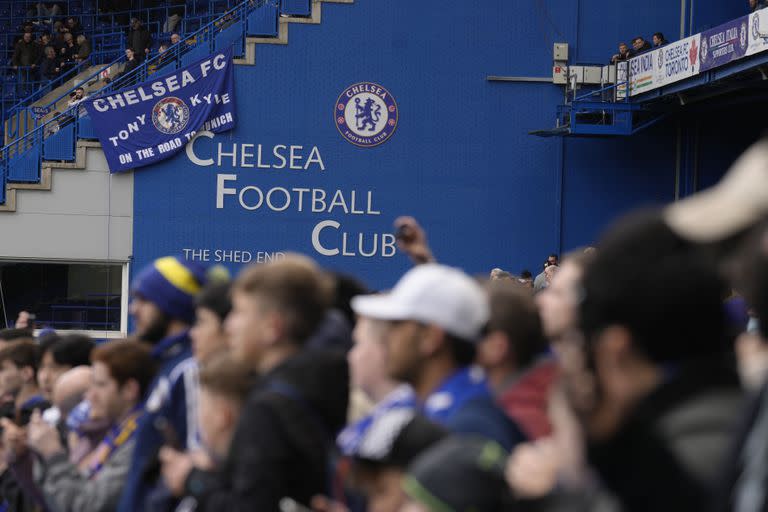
[152,97,190,135]
[335,82,398,148]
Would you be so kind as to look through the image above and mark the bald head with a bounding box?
[52,366,92,417]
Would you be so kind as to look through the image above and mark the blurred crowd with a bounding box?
[0,139,767,512]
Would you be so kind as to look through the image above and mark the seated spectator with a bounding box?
[170,33,181,46]
[652,32,669,47]
[351,264,527,451]
[477,280,556,440]
[40,45,62,80]
[37,334,94,401]
[12,31,42,71]
[750,0,768,12]
[402,437,514,512]
[67,86,89,110]
[611,42,631,63]
[28,340,157,512]
[74,34,91,62]
[631,35,652,54]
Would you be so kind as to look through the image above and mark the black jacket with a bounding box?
[184,350,349,511]
[588,356,743,512]
[128,27,152,59]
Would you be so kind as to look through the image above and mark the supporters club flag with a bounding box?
[83,47,236,173]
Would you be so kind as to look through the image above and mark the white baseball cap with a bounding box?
[664,139,768,242]
[351,264,489,341]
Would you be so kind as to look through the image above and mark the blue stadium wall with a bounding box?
[132,0,754,290]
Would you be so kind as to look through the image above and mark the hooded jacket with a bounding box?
[184,349,349,511]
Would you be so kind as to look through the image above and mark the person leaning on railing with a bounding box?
[610,42,631,64]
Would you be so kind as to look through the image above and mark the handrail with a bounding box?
[1,0,274,157]
[5,60,90,113]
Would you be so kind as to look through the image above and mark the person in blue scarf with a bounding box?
[116,256,210,512]
[350,264,527,452]
[27,341,157,512]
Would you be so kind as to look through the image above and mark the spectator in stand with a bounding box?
[12,32,42,71]
[611,42,631,63]
[127,18,152,62]
[28,341,157,512]
[158,255,349,510]
[170,33,181,46]
[40,45,62,79]
[59,32,78,69]
[51,21,66,50]
[116,256,210,512]
[36,32,52,52]
[164,0,186,33]
[27,2,62,22]
[107,47,139,84]
[631,35,652,55]
[65,17,82,38]
[74,34,90,62]
[750,0,768,12]
[476,280,556,440]
[351,264,527,451]
[156,43,170,67]
[652,32,669,48]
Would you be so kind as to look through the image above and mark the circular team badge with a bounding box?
[335,82,398,148]
[152,97,190,135]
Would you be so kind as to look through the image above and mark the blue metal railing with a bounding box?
[0,0,286,203]
[0,2,255,140]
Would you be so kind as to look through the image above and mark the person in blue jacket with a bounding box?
[117,256,209,512]
[350,263,527,452]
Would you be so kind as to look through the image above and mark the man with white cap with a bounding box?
[351,264,526,451]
